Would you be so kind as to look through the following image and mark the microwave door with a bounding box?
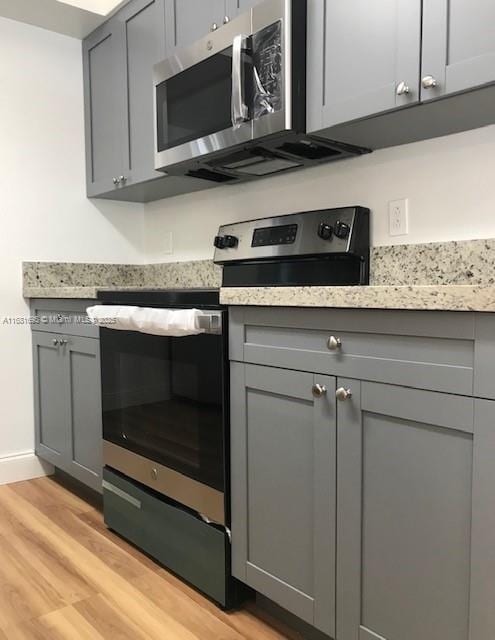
[154,14,254,171]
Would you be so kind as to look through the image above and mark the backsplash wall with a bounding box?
[144,124,495,262]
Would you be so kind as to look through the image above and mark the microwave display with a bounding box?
[252,223,298,247]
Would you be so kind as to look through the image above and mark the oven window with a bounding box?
[101,329,225,492]
[156,47,253,153]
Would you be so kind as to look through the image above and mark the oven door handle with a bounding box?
[231,34,250,128]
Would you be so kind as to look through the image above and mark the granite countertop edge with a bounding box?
[24,284,495,313]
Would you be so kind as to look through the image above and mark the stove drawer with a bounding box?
[102,467,229,606]
[229,307,475,396]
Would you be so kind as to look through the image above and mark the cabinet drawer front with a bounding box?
[102,468,228,606]
[232,308,474,395]
[31,299,98,338]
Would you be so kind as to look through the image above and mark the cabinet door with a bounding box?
[225,0,262,19]
[422,0,495,101]
[118,0,167,186]
[83,20,125,197]
[64,336,103,492]
[337,380,475,640]
[231,363,336,636]
[168,0,225,49]
[307,0,421,133]
[33,333,69,467]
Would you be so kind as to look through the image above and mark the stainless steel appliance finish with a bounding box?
[213,207,367,263]
[104,441,225,525]
[154,0,294,171]
[214,207,370,287]
[153,0,367,182]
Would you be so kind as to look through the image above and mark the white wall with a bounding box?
[145,124,495,262]
[0,16,144,468]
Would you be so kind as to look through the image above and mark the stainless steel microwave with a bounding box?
[153,0,367,183]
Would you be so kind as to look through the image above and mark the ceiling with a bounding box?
[0,0,129,39]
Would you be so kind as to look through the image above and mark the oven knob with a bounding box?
[214,235,238,249]
[335,221,351,239]
[317,222,333,241]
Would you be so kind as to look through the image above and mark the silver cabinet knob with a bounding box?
[223,15,230,24]
[312,383,327,398]
[59,338,68,346]
[396,81,410,96]
[112,177,119,185]
[422,75,437,89]
[211,22,218,31]
[52,338,59,346]
[336,387,352,401]
[119,176,127,184]
[151,468,158,481]
[327,336,342,351]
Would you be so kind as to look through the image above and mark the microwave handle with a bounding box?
[231,34,249,128]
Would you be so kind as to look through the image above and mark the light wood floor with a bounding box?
[0,476,296,640]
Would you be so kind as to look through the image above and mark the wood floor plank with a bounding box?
[0,534,67,631]
[40,604,107,640]
[0,480,291,640]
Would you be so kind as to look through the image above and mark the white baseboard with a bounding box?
[0,451,54,486]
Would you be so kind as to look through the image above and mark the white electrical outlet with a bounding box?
[162,231,173,255]
[389,199,409,237]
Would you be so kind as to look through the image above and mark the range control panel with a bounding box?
[213,207,370,264]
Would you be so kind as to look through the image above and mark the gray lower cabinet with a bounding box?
[231,362,336,637]
[33,331,102,492]
[83,0,167,197]
[336,379,479,640]
[230,308,495,639]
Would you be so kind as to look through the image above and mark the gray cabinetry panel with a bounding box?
[473,313,495,400]
[422,0,495,101]
[66,336,102,491]
[337,378,473,640]
[33,332,69,466]
[31,299,98,338]
[32,307,102,492]
[308,0,421,132]
[118,0,167,186]
[169,0,225,49]
[230,307,475,395]
[83,20,124,197]
[230,362,335,636]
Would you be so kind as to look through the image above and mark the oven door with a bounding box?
[154,10,254,171]
[100,313,227,520]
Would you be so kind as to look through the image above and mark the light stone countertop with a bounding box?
[219,284,495,312]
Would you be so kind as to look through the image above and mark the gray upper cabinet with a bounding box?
[83,20,124,197]
[118,0,167,186]
[307,0,422,133]
[225,0,263,19]
[83,0,167,197]
[33,303,103,493]
[230,362,336,637]
[421,0,495,101]
[168,0,226,49]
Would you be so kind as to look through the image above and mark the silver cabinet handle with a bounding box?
[223,15,230,24]
[422,75,437,89]
[336,387,352,401]
[211,22,218,31]
[52,338,59,346]
[112,177,119,185]
[231,34,249,128]
[59,339,68,346]
[151,468,158,481]
[396,81,410,96]
[327,336,342,351]
[119,176,127,184]
[312,384,327,398]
